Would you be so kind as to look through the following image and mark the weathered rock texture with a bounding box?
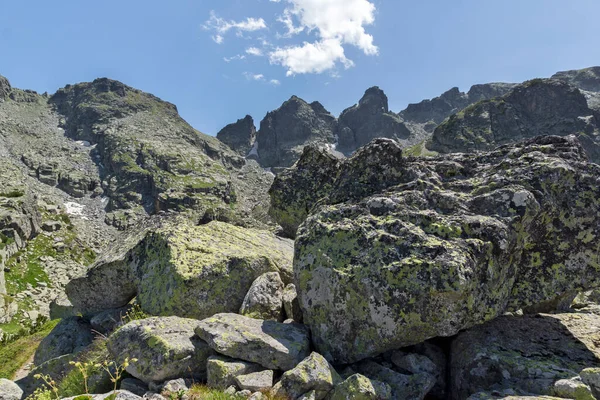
[107,316,214,383]
[279,136,600,363]
[216,115,256,156]
[337,87,410,154]
[451,313,600,399]
[256,96,337,168]
[430,79,600,162]
[66,219,293,318]
[195,313,311,371]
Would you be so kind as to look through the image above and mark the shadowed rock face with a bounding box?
[256,96,337,168]
[0,75,11,100]
[277,135,600,363]
[337,87,410,154]
[552,66,600,92]
[429,79,600,162]
[216,115,256,156]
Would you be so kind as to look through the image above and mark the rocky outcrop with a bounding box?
[256,96,336,168]
[337,87,410,154]
[269,144,343,238]
[216,115,256,156]
[399,83,516,128]
[66,219,293,318]
[284,136,600,363]
[451,313,600,399]
[195,313,311,371]
[552,67,600,92]
[0,75,11,101]
[107,316,215,382]
[430,79,600,162]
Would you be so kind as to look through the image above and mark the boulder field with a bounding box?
[8,134,600,400]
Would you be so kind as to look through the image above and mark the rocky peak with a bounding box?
[466,82,518,103]
[430,78,599,160]
[552,66,600,92]
[256,95,336,168]
[357,86,389,114]
[337,88,409,154]
[216,115,256,156]
[0,75,12,100]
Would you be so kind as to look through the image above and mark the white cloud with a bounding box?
[270,38,353,76]
[203,11,267,44]
[269,0,378,75]
[246,47,264,56]
[223,54,246,62]
[244,72,266,81]
[270,79,281,85]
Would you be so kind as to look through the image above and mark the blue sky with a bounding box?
[1,0,599,135]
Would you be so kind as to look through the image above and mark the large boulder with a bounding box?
[107,316,215,383]
[67,219,293,319]
[451,313,600,399]
[239,272,285,321]
[195,313,311,371]
[216,115,257,156]
[269,144,343,238]
[256,96,337,168]
[289,136,600,363]
[337,87,410,154]
[354,361,435,400]
[429,79,600,162]
[34,317,94,365]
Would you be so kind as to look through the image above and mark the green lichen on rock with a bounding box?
[286,136,600,363]
[107,316,214,383]
[67,218,293,319]
[330,373,392,400]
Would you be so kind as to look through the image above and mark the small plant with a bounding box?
[121,303,148,325]
[33,374,60,400]
[101,357,137,397]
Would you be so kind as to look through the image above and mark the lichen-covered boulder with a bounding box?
[67,219,293,319]
[451,313,600,399]
[330,374,392,400]
[195,313,310,371]
[354,361,435,400]
[269,144,342,238]
[271,352,341,399]
[553,377,594,400]
[107,316,215,383]
[290,136,600,363]
[206,355,263,389]
[34,317,94,365]
[239,272,285,321]
[0,379,23,400]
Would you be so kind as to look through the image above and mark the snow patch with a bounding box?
[247,141,259,157]
[75,140,92,147]
[64,202,85,217]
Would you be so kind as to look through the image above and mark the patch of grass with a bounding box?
[57,338,112,397]
[0,319,59,379]
[186,385,287,400]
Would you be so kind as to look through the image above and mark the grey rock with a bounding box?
[217,115,256,156]
[162,378,188,393]
[257,96,337,168]
[553,377,594,399]
[206,355,263,389]
[289,136,600,363]
[552,66,600,92]
[195,313,311,371]
[239,272,285,321]
[34,317,93,365]
[581,368,600,397]
[451,313,600,399]
[272,352,341,400]
[354,361,435,400]
[107,316,215,383]
[90,306,131,334]
[337,87,410,154]
[234,370,274,392]
[0,379,23,400]
[330,373,392,400]
[282,284,303,323]
[49,293,75,320]
[0,75,11,100]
